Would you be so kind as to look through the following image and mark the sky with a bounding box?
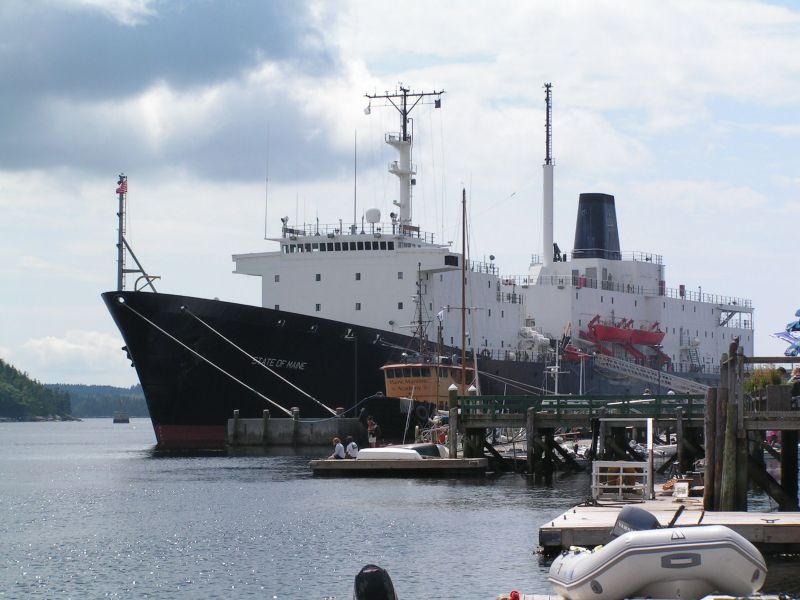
[1,0,799,387]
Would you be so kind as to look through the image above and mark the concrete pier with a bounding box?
[226,412,363,447]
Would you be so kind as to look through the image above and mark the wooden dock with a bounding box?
[538,495,800,554]
[309,457,488,477]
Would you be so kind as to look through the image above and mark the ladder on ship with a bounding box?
[594,354,709,394]
[687,347,702,372]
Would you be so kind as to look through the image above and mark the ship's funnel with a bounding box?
[572,193,621,260]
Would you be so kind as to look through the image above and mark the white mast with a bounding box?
[366,86,444,226]
[542,83,554,267]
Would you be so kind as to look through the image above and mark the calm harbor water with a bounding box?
[0,419,797,599]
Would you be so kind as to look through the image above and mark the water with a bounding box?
[0,420,797,599]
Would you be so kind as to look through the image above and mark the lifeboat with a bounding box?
[548,506,766,600]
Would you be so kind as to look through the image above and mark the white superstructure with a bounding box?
[233,85,753,383]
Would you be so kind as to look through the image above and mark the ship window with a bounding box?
[501,310,504,318]
[356,272,361,280]
[341,242,348,251]
[319,243,326,252]
[450,337,454,345]
[350,242,357,250]
[429,303,432,311]
[305,243,311,252]
[402,368,411,377]
[312,243,319,251]
[635,300,637,307]
[335,242,341,251]
[282,245,288,253]
[488,280,491,288]
[411,368,422,377]
[579,319,582,326]
[439,367,448,378]
[355,302,361,310]
[663,302,666,308]
[327,243,334,251]
[315,273,321,281]
[611,297,614,304]
[398,271,403,279]
[379,241,386,250]
[501,340,504,348]
[398,302,403,310]
[488,309,491,317]
[274,275,280,282]
[315,304,321,311]
[682,305,685,311]
[601,296,604,303]
[694,306,696,312]
[388,242,394,250]
[386,369,395,379]
[357,241,364,250]
[576,293,578,300]
[440,275,443,282]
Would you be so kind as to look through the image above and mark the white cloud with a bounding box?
[60,0,156,26]
[20,330,132,384]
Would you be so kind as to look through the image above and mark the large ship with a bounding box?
[103,84,754,449]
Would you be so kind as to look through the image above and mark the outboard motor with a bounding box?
[611,505,661,538]
[353,564,398,600]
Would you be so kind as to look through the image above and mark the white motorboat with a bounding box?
[548,506,766,600]
[356,443,449,460]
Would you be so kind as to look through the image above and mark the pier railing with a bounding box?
[459,394,706,427]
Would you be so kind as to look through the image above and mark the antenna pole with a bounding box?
[542,83,554,267]
[116,173,127,291]
[353,129,357,232]
[264,121,270,239]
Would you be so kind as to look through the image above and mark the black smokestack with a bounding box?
[572,193,621,260]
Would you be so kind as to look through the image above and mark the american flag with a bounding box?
[116,178,127,194]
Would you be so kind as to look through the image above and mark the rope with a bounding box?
[478,369,549,394]
[119,300,293,416]
[181,306,338,416]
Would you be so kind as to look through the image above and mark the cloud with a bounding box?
[20,330,133,384]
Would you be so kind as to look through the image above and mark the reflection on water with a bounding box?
[0,420,797,598]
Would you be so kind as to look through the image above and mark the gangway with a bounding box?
[594,354,709,394]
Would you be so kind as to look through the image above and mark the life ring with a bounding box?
[414,404,429,421]
[480,348,491,359]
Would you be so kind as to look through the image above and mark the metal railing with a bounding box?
[592,460,650,500]
[459,394,706,420]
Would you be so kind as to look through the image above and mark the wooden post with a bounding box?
[291,407,300,446]
[714,383,727,510]
[589,417,600,463]
[703,388,717,511]
[734,347,749,510]
[598,418,608,460]
[720,354,737,511]
[232,409,240,443]
[542,429,555,483]
[526,407,536,476]
[261,409,270,445]
[448,385,459,459]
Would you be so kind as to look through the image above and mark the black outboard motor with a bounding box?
[353,564,398,600]
[611,505,661,538]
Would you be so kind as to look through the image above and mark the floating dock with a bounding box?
[309,457,488,477]
[538,495,800,554]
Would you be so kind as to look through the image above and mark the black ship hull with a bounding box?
[102,291,548,449]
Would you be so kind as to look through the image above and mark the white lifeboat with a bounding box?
[548,506,766,600]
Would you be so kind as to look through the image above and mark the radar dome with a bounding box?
[365,208,381,224]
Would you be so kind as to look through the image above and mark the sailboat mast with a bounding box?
[461,188,467,391]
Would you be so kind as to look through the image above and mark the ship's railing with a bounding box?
[525,273,752,314]
[531,251,664,265]
[468,260,499,276]
[281,222,437,244]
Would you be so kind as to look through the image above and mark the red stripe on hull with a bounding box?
[154,424,226,449]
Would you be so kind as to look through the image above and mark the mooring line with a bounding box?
[117,299,293,417]
[180,306,338,417]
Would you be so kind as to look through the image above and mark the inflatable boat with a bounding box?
[548,506,766,600]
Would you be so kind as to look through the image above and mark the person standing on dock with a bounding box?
[345,436,359,459]
[367,416,380,447]
[329,437,345,459]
